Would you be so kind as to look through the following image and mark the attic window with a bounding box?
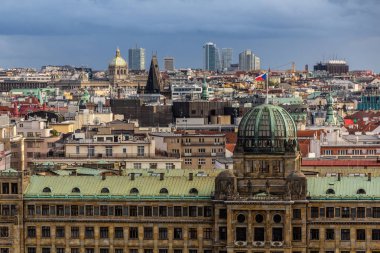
[72,187,80,193]
[42,187,51,193]
[189,188,198,195]
[326,189,335,195]
[101,187,110,194]
[357,189,366,194]
[159,188,168,194]
[130,188,139,195]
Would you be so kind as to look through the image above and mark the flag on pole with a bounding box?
[255,73,267,81]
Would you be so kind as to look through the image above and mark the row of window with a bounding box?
[310,207,380,219]
[307,228,380,241]
[27,226,213,240]
[25,248,211,253]
[0,205,17,216]
[1,182,18,194]
[27,205,213,217]
[323,149,377,155]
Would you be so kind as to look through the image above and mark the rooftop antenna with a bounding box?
[265,68,270,104]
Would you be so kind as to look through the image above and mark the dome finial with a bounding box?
[116,47,120,57]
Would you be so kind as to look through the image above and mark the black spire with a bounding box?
[145,55,162,94]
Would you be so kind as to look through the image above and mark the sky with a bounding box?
[0,0,379,72]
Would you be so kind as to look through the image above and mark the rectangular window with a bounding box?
[159,228,168,240]
[158,250,168,253]
[292,227,302,241]
[184,159,192,165]
[310,229,319,240]
[293,209,301,219]
[56,205,64,216]
[357,229,366,241]
[0,227,9,238]
[130,206,137,216]
[115,206,123,216]
[11,183,18,194]
[254,227,265,241]
[166,163,174,169]
[42,248,51,253]
[129,227,138,239]
[159,206,167,217]
[27,248,36,253]
[219,226,227,240]
[85,227,94,238]
[189,228,198,240]
[173,228,182,240]
[204,206,212,217]
[137,146,145,156]
[373,207,380,218]
[144,206,152,217]
[115,249,123,253]
[56,248,65,253]
[357,207,365,218]
[311,207,319,218]
[114,227,124,239]
[56,226,65,238]
[105,146,113,157]
[198,159,206,165]
[133,163,141,169]
[219,209,227,219]
[71,227,80,238]
[85,205,94,216]
[272,227,283,241]
[76,146,80,154]
[189,206,197,217]
[326,229,334,240]
[100,249,109,253]
[71,249,79,253]
[174,206,182,217]
[341,229,350,241]
[342,207,350,218]
[144,227,153,239]
[27,205,35,215]
[236,227,247,241]
[372,229,380,240]
[100,205,108,216]
[71,205,79,216]
[203,228,212,239]
[100,227,109,238]
[326,207,334,218]
[41,226,51,238]
[85,249,94,253]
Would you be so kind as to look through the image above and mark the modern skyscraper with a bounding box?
[239,50,254,71]
[221,48,233,71]
[254,55,261,70]
[128,47,145,71]
[164,57,174,71]
[203,42,220,72]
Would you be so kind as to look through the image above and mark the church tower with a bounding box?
[145,55,163,94]
[108,48,128,85]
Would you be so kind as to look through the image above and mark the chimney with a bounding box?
[337,173,341,181]
[102,174,106,180]
[368,173,372,181]
[189,173,193,181]
[130,173,135,181]
[160,173,164,181]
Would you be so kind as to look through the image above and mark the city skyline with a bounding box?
[0,0,379,71]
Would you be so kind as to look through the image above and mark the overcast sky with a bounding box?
[0,0,379,72]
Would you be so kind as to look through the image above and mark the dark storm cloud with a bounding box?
[0,0,379,71]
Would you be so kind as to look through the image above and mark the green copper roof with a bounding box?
[308,176,380,200]
[236,104,297,154]
[24,169,220,200]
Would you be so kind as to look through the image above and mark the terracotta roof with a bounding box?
[297,129,325,138]
[225,143,236,153]
[224,132,237,144]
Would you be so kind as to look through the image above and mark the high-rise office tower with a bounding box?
[239,50,254,71]
[203,42,220,72]
[164,57,175,71]
[128,47,145,71]
[221,48,233,71]
[254,55,261,70]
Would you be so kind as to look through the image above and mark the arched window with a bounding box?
[42,187,51,193]
[357,188,366,194]
[72,187,80,193]
[326,189,335,195]
[101,188,110,194]
[189,188,198,195]
[159,188,168,194]
[130,188,139,194]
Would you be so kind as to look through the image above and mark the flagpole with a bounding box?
[265,69,269,104]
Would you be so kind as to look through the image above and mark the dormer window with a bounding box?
[189,188,198,195]
[101,188,110,194]
[159,188,169,194]
[326,189,335,195]
[42,187,51,193]
[72,187,80,193]
[130,188,139,195]
[357,189,366,194]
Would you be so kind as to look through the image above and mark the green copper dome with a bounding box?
[236,104,298,154]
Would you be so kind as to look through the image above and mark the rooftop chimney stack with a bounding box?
[338,173,341,181]
[368,173,372,181]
